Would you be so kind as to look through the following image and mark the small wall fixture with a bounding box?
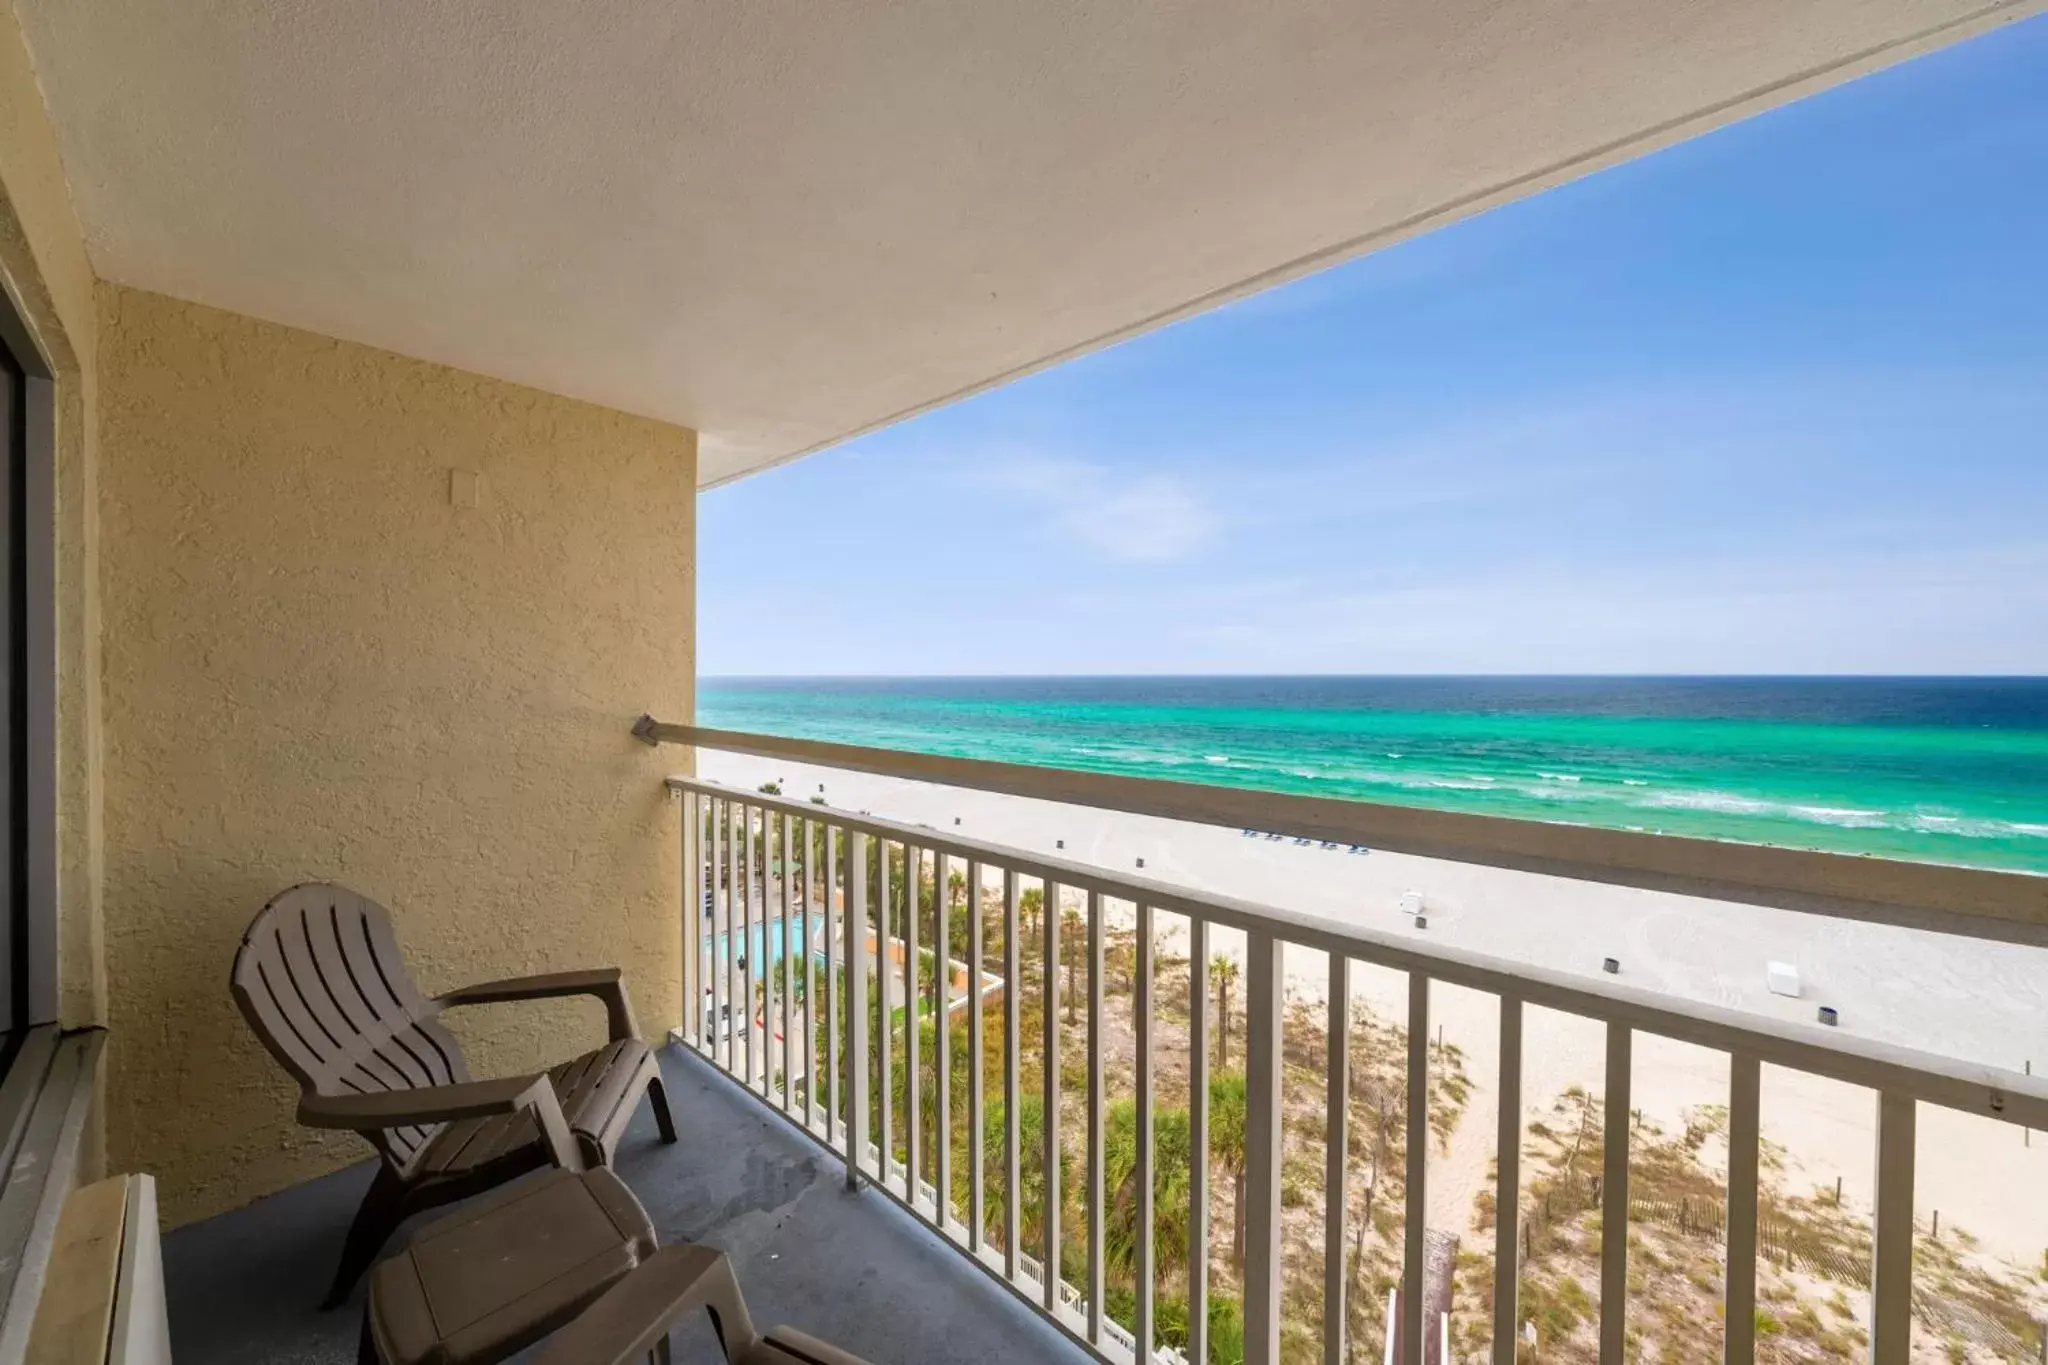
[1602,958,1620,975]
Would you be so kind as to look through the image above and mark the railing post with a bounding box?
[721,800,737,1075]
[683,792,700,1049]
[781,812,795,1112]
[1042,880,1063,1313]
[1086,890,1105,1344]
[1402,973,1428,1365]
[1600,1023,1632,1365]
[802,816,817,1124]
[1135,901,1156,1364]
[1725,1053,1760,1365]
[1187,916,1209,1365]
[967,858,985,1250]
[824,823,839,1144]
[744,805,759,1093]
[935,850,952,1231]
[877,838,894,1190]
[1003,869,1022,1282]
[1493,995,1522,1365]
[905,843,922,1203]
[846,830,869,1191]
[1244,931,1284,1365]
[1870,1091,1916,1364]
[1324,954,1350,1365]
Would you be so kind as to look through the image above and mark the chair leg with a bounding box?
[649,1075,678,1145]
[323,1165,406,1310]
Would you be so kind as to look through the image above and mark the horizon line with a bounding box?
[699,671,2048,682]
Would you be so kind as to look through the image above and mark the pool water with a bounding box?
[702,917,818,970]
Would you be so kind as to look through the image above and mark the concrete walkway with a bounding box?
[165,1044,1088,1363]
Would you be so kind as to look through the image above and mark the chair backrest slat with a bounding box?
[233,884,474,1170]
[331,891,468,1089]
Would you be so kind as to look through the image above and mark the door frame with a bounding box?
[0,286,59,1028]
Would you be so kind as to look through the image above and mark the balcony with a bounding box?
[69,725,2048,1365]
[1,1,2044,1359]
[163,1043,1085,1365]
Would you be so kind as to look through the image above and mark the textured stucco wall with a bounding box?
[96,284,694,1223]
[0,0,103,1037]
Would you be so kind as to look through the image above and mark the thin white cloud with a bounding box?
[1153,539,2048,675]
[972,455,1219,564]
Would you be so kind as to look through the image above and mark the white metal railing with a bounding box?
[663,768,2048,1365]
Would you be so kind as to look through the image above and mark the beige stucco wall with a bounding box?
[96,284,694,1223]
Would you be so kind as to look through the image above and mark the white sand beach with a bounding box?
[699,753,2048,1267]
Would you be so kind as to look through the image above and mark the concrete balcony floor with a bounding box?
[166,1045,1087,1363]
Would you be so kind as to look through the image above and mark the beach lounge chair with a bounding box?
[362,1169,871,1365]
[232,883,678,1307]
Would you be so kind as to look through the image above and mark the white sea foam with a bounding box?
[1644,791,1781,816]
[1641,790,1896,829]
[1340,769,1501,793]
[1787,805,1889,829]
[1907,813,2048,840]
[1074,746,1189,766]
[1623,790,2045,838]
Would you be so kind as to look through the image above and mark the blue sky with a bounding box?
[702,17,2048,677]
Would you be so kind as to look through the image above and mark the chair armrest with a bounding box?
[533,1245,880,1365]
[532,1245,756,1365]
[757,1327,876,1365]
[298,1076,584,1171]
[436,968,639,1042]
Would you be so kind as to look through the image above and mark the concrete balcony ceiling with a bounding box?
[15,0,2038,486]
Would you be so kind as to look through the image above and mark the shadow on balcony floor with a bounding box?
[166,1044,1088,1364]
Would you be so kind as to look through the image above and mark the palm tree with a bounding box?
[1208,1071,1248,1276]
[982,1092,1067,1254]
[1102,1100,1193,1297]
[1020,886,1044,944]
[1210,954,1240,1070]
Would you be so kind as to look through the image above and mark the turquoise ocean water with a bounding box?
[699,677,2048,874]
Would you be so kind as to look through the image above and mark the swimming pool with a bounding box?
[702,918,819,970]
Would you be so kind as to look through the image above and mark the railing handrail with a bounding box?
[637,718,2048,948]
[669,772,2048,1130]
